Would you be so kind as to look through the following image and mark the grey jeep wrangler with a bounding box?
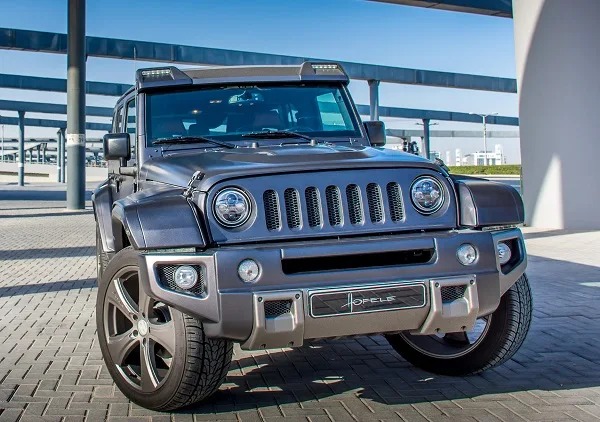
[93,62,532,411]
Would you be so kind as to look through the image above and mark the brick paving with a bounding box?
[1,182,599,422]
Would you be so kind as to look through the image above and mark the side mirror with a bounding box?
[103,133,130,162]
[364,121,386,147]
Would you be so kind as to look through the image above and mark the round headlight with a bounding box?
[174,265,198,290]
[497,242,512,265]
[213,188,251,227]
[457,244,478,266]
[410,176,444,214]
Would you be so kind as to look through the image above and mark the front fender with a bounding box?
[111,187,208,251]
[92,180,115,253]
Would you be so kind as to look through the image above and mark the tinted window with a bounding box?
[145,84,361,146]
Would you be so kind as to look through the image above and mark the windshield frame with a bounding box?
[143,82,366,148]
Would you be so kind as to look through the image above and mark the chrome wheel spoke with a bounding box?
[149,320,176,356]
[107,328,138,366]
[140,340,160,392]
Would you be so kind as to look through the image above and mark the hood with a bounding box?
[139,144,442,190]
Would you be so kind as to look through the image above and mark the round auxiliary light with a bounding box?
[497,242,512,265]
[213,188,251,227]
[410,176,444,214]
[457,244,478,266]
[238,259,260,283]
[174,265,198,290]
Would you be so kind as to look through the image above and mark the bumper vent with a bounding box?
[264,300,293,318]
[263,190,281,231]
[441,285,467,303]
[156,265,205,296]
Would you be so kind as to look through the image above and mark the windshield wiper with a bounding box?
[153,136,236,149]
[241,130,318,143]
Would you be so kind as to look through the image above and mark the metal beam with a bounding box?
[0,28,518,93]
[367,0,513,17]
[0,73,130,96]
[386,129,519,137]
[0,116,110,131]
[356,104,519,126]
[0,99,112,117]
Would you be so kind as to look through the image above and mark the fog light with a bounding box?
[497,242,512,265]
[174,265,198,290]
[238,259,260,283]
[457,244,477,266]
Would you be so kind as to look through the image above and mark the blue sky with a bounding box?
[0,0,520,163]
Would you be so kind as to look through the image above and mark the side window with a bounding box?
[113,106,123,133]
[125,99,136,161]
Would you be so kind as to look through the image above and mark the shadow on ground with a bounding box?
[0,278,96,298]
[0,246,95,260]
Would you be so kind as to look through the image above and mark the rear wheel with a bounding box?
[386,274,532,376]
[97,247,233,410]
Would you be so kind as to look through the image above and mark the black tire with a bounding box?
[96,225,110,280]
[96,247,233,411]
[386,274,532,376]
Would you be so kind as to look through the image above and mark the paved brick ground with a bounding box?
[1,182,599,422]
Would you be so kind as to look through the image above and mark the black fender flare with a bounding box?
[111,188,208,251]
[92,180,116,253]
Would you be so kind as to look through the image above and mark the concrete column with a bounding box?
[368,79,380,121]
[36,145,41,163]
[513,0,600,229]
[66,0,86,208]
[422,119,431,160]
[60,128,66,183]
[56,131,62,183]
[17,111,25,186]
[42,144,47,163]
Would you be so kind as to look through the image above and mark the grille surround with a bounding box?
[441,285,467,303]
[156,265,206,296]
[264,300,293,318]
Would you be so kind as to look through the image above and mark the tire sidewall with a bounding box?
[96,247,190,410]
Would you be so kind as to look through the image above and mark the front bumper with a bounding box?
[138,228,526,350]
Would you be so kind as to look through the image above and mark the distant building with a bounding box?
[429,150,441,161]
[455,149,462,167]
[462,144,505,166]
[445,150,452,166]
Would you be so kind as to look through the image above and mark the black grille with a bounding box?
[284,188,302,229]
[366,183,384,223]
[263,190,281,231]
[325,185,343,227]
[346,184,364,225]
[441,285,467,303]
[305,187,322,228]
[264,300,293,318]
[387,182,405,222]
[156,265,205,296]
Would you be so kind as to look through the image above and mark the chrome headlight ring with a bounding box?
[410,176,445,215]
[212,187,252,228]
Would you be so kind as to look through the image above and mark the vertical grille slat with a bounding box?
[387,182,405,222]
[346,184,364,225]
[325,185,343,227]
[263,190,281,231]
[305,187,322,228]
[284,188,302,230]
[366,183,384,224]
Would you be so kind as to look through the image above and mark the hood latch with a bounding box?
[183,171,204,198]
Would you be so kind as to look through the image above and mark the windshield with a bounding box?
[145,84,362,146]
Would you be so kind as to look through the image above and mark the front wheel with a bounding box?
[96,247,233,411]
[386,274,532,376]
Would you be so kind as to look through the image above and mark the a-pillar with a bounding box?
[368,80,380,121]
[17,111,25,186]
[513,0,600,229]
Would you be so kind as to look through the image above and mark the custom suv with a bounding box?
[93,63,531,411]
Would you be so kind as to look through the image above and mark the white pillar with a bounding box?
[513,0,600,229]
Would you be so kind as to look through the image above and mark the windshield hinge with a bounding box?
[183,171,204,198]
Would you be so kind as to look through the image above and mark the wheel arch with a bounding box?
[92,180,116,253]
